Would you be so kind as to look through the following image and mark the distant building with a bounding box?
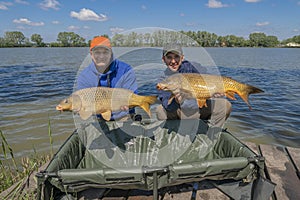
[286,42,300,47]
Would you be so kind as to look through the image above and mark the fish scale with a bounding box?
[56,87,157,121]
[157,73,264,109]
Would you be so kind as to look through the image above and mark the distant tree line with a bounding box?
[0,31,87,48]
[281,35,300,45]
[111,31,284,48]
[0,30,299,48]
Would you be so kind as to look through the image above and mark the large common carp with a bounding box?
[56,87,157,120]
[157,73,263,109]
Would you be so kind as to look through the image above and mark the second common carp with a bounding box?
[157,73,263,109]
[56,87,157,120]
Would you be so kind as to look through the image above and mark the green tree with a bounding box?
[265,35,279,47]
[31,34,44,47]
[223,35,247,47]
[100,34,109,39]
[217,36,227,47]
[291,35,300,44]
[126,32,139,46]
[57,32,71,46]
[111,34,125,46]
[0,37,5,47]
[4,31,26,47]
[184,31,197,45]
[249,32,267,47]
[152,31,161,46]
[143,33,152,46]
[57,32,86,47]
[70,33,86,47]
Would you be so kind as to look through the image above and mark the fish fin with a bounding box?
[239,93,252,110]
[145,95,158,105]
[247,85,264,94]
[79,110,92,120]
[225,91,237,100]
[139,96,157,117]
[240,85,264,110]
[197,99,207,108]
[129,94,157,117]
[101,111,112,121]
[140,103,151,117]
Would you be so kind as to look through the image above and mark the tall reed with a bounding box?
[0,115,54,199]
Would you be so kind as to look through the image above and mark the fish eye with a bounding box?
[64,99,68,103]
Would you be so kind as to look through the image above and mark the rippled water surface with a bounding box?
[0,47,299,158]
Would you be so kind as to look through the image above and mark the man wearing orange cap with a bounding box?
[76,36,139,121]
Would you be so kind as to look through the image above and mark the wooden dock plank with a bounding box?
[197,189,230,200]
[101,182,230,200]
[286,147,300,178]
[165,188,229,200]
[259,145,300,200]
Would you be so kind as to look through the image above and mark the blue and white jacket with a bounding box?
[76,59,138,120]
[158,60,207,113]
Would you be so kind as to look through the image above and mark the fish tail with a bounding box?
[247,85,264,94]
[239,85,264,110]
[130,95,157,117]
[141,96,157,116]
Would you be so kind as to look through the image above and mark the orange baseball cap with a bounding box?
[90,36,111,51]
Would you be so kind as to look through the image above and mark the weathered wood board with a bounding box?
[259,145,300,200]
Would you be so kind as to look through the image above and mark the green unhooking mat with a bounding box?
[36,119,275,200]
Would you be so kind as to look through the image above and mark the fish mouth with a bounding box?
[56,105,64,111]
[156,83,166,90]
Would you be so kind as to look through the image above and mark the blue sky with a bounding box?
[0,0,300,42]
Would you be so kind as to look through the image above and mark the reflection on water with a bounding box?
[207,48,300,147]
[0,48,86,158]
[0,47,300,159]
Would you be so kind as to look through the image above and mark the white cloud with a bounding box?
[206,0,229,8]
[39,0,60,10]
[180,13,185,17]
[15,0,29,5]
[13,18,45,26]
[141,5,147,10]
[256,21,270,26]
[70,8,108,21]
[52,20,60,24]
[0,2,13,10]
[245,0,261,3]
[110,27,125,35]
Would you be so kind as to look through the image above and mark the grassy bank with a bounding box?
[0,126,53,199]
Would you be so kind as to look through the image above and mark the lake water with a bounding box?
[0,47,299,159]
